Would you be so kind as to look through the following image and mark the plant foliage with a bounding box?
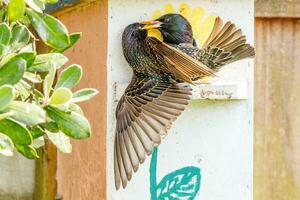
[0,1,98,158]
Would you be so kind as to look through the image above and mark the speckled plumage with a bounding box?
[122,23,174,81]
[114,14,255,190]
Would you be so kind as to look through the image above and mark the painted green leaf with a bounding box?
[10,24,30,51]
[8,0,26,21]
[0,118,32,145]
[16,144,38,159]
[0,23,11,45]
[50,87,72,105]
[72,88,98,103]
[0,85,14,111]
[25,0,45,13]
[0,58,26,86]
[157,167,201,200]
[55,64,82,89]
[54,32,82,53]
[14,52,36,68]
[28,53,68,72]
[26,8,70,50]
[46,130,72,153]
[45,105,91,139]
[0,132,14,156]
[7,101,46,126]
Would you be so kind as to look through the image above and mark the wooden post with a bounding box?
[34,140,57,200]
[34,41,58,200]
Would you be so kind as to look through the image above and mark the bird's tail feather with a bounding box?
[202,17,255,69]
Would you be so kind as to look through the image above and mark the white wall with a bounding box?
[0,154,35,200]
[107,1,254,199]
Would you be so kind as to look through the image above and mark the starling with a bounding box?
[115,15,255,189]
[141,13,196,45]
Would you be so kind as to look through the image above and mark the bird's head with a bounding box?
[122,23,148,67]
[122,23,147,44]
[140,13,193,44]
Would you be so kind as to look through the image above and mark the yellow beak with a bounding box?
[140,20,162,30]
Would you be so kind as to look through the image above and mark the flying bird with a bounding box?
[115,13,255,189]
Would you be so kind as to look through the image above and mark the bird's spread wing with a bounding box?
[114,76,192,189]
[146,37,215,83]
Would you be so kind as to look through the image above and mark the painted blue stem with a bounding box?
[150,147,158,200]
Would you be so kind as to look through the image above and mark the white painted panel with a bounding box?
[107,1,254,199]
[0,154,35,200]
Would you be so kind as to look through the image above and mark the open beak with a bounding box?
[140,20,162,30]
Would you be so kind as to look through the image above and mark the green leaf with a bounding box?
[16,144,38,159]
[14,80,31,100]
[40,121,59,133]
[0,44,7,58]
[50,87,72,105]
[45,105,91,139]
[0,58,26,86]
[24,72,42,83]
[14,52,36,68]
[18,15,31,27]
[46,130,72,153]
[10,24,30,51]
[72,88,98,103]
[69,103,83,115]
[0,53,17,66]
[0,85,14,111]
[55,64,82,89]
[45,0,59,4]
[0,9,6,23]
[157,167,201,200]
[25,0,45,13]
[0,23,11,45]
[20,43,34,52]
[33,89,44,103]
[43,63,56,100]
[29,53,68,72]
[26,8,70,50]
[7,101,46,126]
[31,126,44,139]
[54,32,81,53]
[0,111,14,121]
[8,0,26,22]
[0,118,32,145]
[0,132,14,156]
[32,136,44,149]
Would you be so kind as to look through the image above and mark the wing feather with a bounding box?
[114,77,191,189]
